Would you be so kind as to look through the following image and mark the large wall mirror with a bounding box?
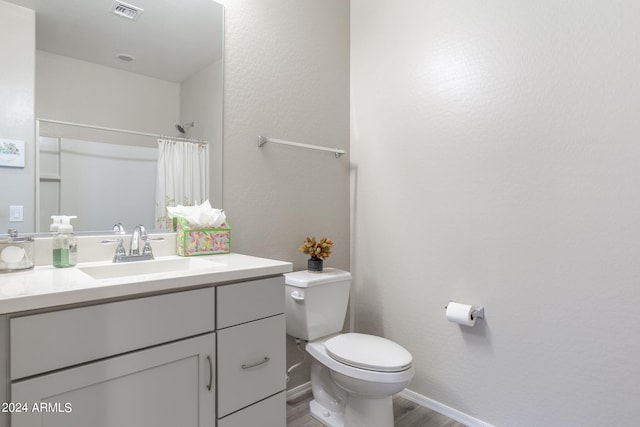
[2,0,223,233]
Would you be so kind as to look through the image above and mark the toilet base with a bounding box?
[344,394,394,427]
[310,398,345,427]
[309,395,395,427]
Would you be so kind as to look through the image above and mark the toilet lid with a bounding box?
[324,333,412,372]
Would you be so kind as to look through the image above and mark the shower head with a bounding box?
[175,121,195,134]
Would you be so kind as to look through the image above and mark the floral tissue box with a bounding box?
[174,217,231,256]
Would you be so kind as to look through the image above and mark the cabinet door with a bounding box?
[11,333,215,427]
[217,314,286,417]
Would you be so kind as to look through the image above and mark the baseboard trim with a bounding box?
[399,389,494,427]
[287,382,492,427]
[286,381,312,401]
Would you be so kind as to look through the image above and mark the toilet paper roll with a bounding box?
[446,302,476,327]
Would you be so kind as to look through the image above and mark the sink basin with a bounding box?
[79,257,221,280]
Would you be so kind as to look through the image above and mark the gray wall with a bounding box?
[351,0,640,425]
[218,0,350,389]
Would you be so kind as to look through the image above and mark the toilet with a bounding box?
[285,268,414,427]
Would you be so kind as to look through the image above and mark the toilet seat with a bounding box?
[306,335,414,385]
[324,333,413,372]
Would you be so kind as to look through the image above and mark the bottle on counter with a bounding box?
[50,215,62,233]
[52,215,78,268]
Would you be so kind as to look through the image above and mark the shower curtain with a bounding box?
[155,138,207,229]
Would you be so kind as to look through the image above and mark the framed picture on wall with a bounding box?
[0,138,25,168]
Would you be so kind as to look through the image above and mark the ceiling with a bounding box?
[7,0,223,82]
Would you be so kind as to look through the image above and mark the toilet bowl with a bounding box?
[284,269,414,427]
[306,333,414,427]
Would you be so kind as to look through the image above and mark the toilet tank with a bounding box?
[284,268,352,341]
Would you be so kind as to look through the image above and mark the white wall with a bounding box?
[218,0,350,388]
[0,1,34,233]
[351,1,640,426]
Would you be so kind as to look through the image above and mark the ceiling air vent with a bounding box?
[110,1,144,21]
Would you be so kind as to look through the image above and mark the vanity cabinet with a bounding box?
[2,274,287,427]
[8,287,216,427]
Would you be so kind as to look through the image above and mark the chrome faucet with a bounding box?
[102,224,164,263]
[130,224,146,256]
[112,222,125,234]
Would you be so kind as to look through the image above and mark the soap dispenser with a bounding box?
[50,215,62,233]
[52,215,78,268]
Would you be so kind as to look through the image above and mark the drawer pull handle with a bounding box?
[206,355,213,391]
[242,356,271,370]
[290,291,305,302]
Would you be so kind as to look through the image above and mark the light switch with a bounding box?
[9,205,23,222]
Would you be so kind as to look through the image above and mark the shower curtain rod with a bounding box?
[37,118,208,144]
[257,135,346,158]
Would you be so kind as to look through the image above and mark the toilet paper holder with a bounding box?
[445,301,485,320]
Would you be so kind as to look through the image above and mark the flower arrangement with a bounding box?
[299,236,333,260]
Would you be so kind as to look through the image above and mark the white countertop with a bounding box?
[0,253,292,314]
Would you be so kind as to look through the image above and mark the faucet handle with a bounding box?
[101,238,124,245]
[112,223,125,235]
[142,241,154,258]
[141,236,165,258]
[101,239,126,262]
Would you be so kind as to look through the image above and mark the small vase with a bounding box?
[307,257,323,272]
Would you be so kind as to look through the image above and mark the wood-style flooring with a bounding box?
[286,391,467,427]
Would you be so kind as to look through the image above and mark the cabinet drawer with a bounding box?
[217,391,285,427]
[217,314,285,417]
[217,276,284,328]
[10,287,215,380]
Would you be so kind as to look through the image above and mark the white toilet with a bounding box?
[285,268,414,427]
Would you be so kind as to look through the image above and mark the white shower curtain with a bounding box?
[155,138,208,229]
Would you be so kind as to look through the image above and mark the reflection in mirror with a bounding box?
[39,133,156,233]
[1,0,224,234]
[36,120,210,232]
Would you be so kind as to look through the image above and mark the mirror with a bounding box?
[1,0,223,233]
